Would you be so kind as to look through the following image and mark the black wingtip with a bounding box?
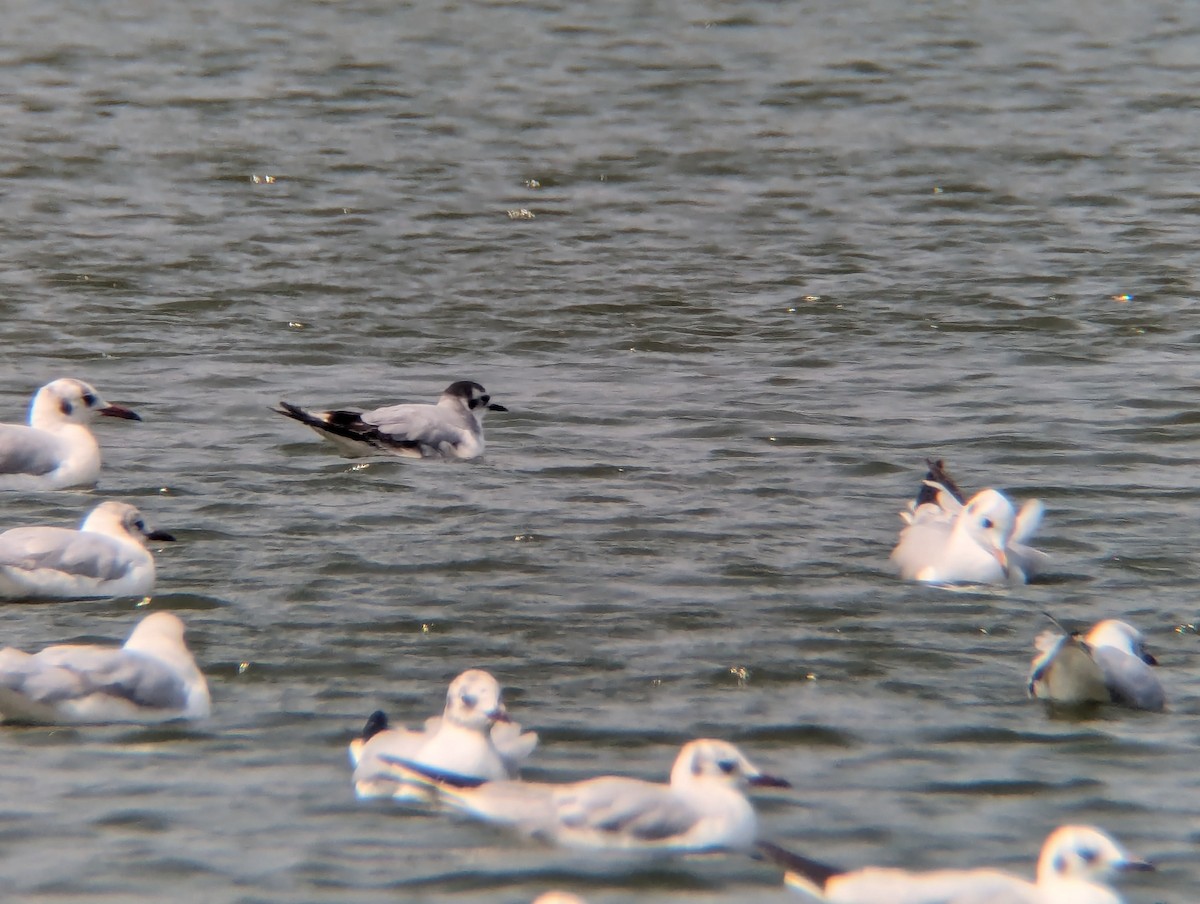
[361,710,389,741]
[915,458,965,506]
[756,840,843,890]
[376,753,488,788]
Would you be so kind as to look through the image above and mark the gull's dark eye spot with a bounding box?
[134,520,146,532]
[461,694,477,709]
[1080,849,1098,864]
[60,400,73,416]
[718,760,737,775]
[82,392,97,406]
[981,518,994,529]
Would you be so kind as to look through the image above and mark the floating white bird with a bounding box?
[348,669,537,801]
[762,824,1152,904]
[1029,618,1165,712]
[0,611,210,724]
[0,501,175,601]
[276,380,507,460]
[0,378,142,490]
[424,739,789,854]
[890,459,1048,585]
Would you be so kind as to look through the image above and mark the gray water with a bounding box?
[0,0,1197,901]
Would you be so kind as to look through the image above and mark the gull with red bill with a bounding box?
[349,668,537,802]
[890,459,1048,586]
[0,378,142,490]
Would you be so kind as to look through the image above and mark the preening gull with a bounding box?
[761,824,1151,903]
[0,378,141,490]
[349,668,537,801]
[1029,618,1165,712]
[424,738,789,854]
[0,501,175,600]
[276,380,507,460]
[890,459,1048,585]
[0,611,210,724]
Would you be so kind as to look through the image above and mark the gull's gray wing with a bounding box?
[890,508,953,580]
[14,647,188,710]
[0,528,133,581]
[0,426,59,476]
[554,777,701,842]
[1093,647,1166,711]
[362,403,471,455]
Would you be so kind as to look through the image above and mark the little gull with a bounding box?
[276,380,507,460]
[761,824,1151,903]
[419,738,788,854]
[890,459,1048,585]
[0,378,141,490]
[0,501,175,601]
[349,668,537,801]
[1029,618,1165,712]
[0,611,210,724]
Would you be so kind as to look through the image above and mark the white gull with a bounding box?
[0,378,141,490]
[276,380,507,460]
[1029,618,1165,712]
[348,668,537,801]
[424,738,789,854]
[0,611,210,724]
[0,501,175,601]
[762,824,1152,903]
[890,459,1048,585]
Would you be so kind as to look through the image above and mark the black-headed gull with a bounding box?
[276,380,507,460]
[0,501,175,600]
[424,739,789,854]
[0,611,210,724]
[890,459,1048,585]
[762,824,1151,903]
[0,378,141,490]
[348,668,537,800]
[1029,618,1165,712]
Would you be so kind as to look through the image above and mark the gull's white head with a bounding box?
[123,611,190,656]
[959,489,1017,573]
[443,669,508,731]
[669,739,790,791]
[81,501,176,546]
[29,378,140,429]
[1086,620,1158,664]
[441,381,508,418]
[1036,825,1153,884]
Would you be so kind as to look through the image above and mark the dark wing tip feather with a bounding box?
[362,710,389,741]
[755,840,843,890]
[915,458,965,506]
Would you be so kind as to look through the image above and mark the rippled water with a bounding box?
[0,1,1197,901]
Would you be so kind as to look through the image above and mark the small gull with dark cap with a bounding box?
[276,380,507,460]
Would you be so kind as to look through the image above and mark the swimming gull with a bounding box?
[890,459,1048,585]
[0,501,175,601]
[349,668,537,801]
[761,824,1151,903]
[0,378,141,490]
[421,738,789,854]
[0,611,210,724]
[276,380,507,460]
[1029,618,1165,712]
